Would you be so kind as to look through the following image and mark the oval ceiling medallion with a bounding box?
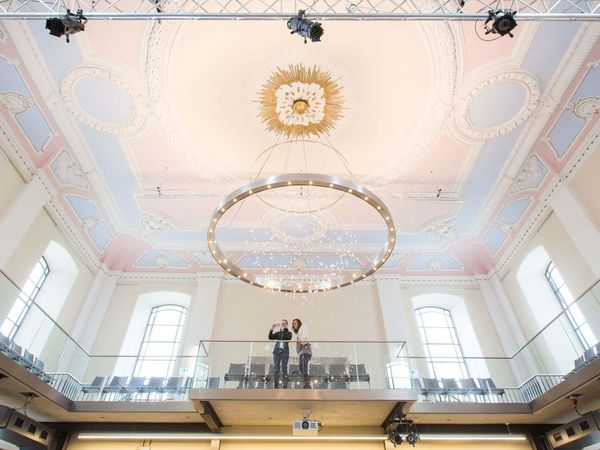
[454,71,541,140]
[60,66,147,135]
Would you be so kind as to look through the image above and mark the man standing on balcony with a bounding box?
[269,319,292,388]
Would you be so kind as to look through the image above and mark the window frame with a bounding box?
[415,306,468,379]
[1,257,50,340]
[545,262,593,349]
[133,304,188,378]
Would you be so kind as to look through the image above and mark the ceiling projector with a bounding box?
[292,419,320,436]
[292,410,319,436]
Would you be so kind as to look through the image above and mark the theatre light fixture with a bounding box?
[287,10,324,43]
[484,9,517,38]
[45,9,87,43]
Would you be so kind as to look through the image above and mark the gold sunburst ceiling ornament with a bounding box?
[258,64,344,138]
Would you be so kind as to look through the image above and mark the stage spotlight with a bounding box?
[390,431,403,446]
[406,432,418,446]
[287,10,324,43]
[484,9,517,38]
[45,9,87,43]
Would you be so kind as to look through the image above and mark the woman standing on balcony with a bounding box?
[292,318,312,389]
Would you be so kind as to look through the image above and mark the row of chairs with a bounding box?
[224,362,370,385]
[0,333,51,383]
[411,377,505,397]
[242,379,351,389]
[81,375,192,399]
[569,342,600,376]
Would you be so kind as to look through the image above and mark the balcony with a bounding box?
[0,271,599,428]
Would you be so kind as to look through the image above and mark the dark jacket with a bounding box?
[268,328,292,353]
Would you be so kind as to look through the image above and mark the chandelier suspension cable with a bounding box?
[302,139,315,286]
[284,139,292,173]
[227,135,285,228]
[254,143,276,180]
[324,135,359,184]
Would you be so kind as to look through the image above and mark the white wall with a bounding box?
[570,144,600,234]
[502,212,596,342]
[3,210,95,336]
[0,151,24,217]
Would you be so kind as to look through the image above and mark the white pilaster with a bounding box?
[181,276,222,356]
[376,278,426,385]
[73,271,119,352]
[375,279,423,356]
[0,177,50,268]
[478,276,527,354]
[551,184,600,277]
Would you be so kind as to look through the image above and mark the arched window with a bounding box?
[545,262,595,349]
[134,304,187,377]
[1,257,49,340]
[415,306,467,379]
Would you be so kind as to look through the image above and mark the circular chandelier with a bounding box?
[207,173,396,293]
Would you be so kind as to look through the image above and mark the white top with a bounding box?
[296,325,309,343]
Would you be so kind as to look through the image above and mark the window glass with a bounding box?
[134,304,187,378]
[1,257,49,340]
[415,307,467,379]
[545,262,595,349]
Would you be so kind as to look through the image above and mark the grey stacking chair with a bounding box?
[33,359,52,383]
[410,377,425,394]
[140,376,164,393]
[8,341,23,361]
[574,355,585,371]
[224,363,246,384]
[82,376,107,394]
[583,347,597,363]
[441,378,465,396]
[249,363,266,382]
[207,377,220,388]
[349,364,370,385]
[22,350,35,369]
[180,377,193,393]
[309,364,326,386]
[423,378,447,396]
[125,377,146,394]
[328,364,348,381]
[163,376,184,393]
[479,378,505,396]
[460,378,484,395]
[103,376,128,399]
[309,364,325,376]
[0,333,10,353]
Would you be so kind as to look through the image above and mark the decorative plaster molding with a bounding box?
[372,22,458,185]
[509,154,547,195]
[140,215,171,237]
[133,251,192,270]
[143,22,233,183]
[494,122,600,278]
[81,216,100,229]
[50,149,90,189]
[454,71,541,140]
[425,218,459,242]
[0,92,34,115]
[60,65,148,135]
[570,96,600,120]
[495,221,515,234]
[467,25,600,238]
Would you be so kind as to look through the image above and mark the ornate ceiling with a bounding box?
[0,20,599,277]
